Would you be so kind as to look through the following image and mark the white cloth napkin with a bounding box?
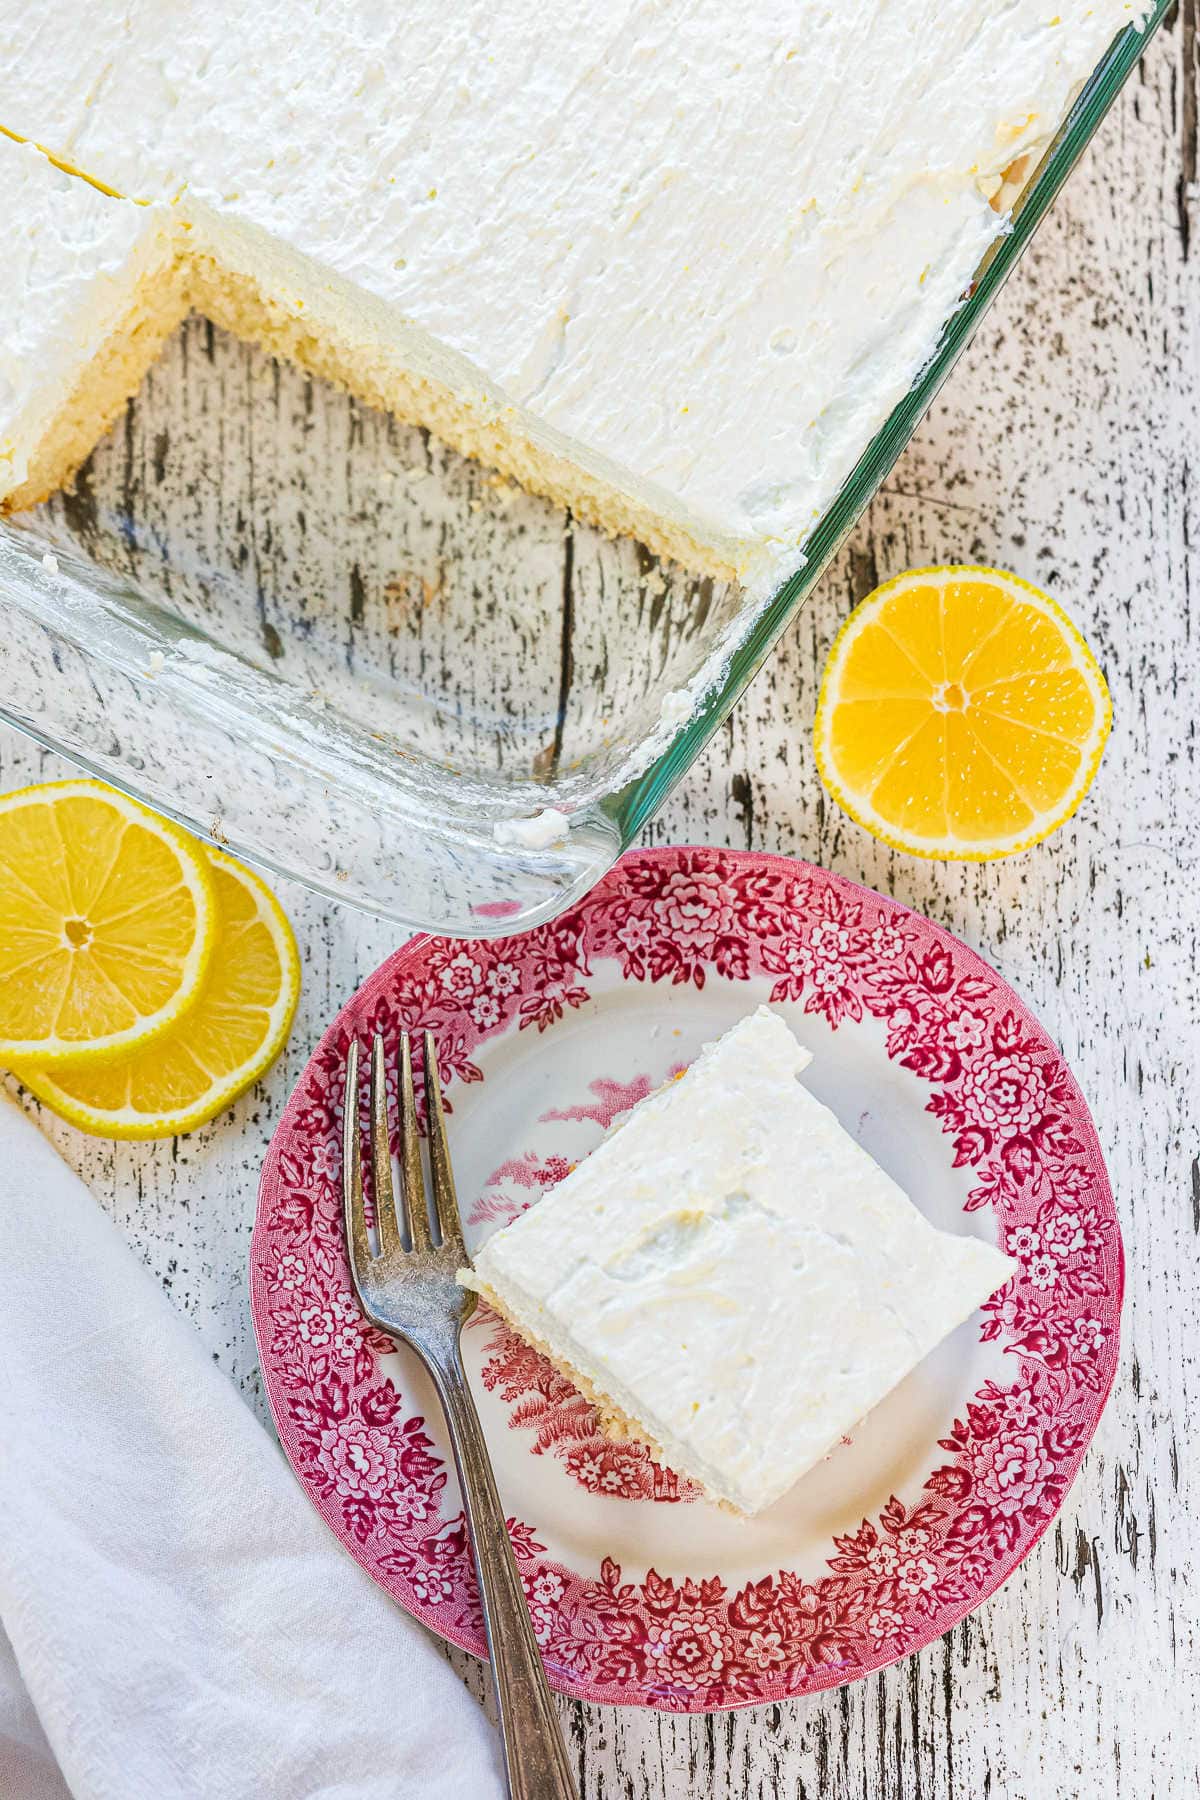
[0,1095,504,1800]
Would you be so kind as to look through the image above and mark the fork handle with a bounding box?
[429,1350,578,1800]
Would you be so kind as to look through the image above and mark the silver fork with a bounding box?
[342,1029,576,1800]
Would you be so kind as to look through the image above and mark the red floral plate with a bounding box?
[251,848,1121,1712]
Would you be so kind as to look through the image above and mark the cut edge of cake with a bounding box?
[1,133,190,512]
[461,1273,707,1498]
[184,213,744,583]
[7,271,190,513]
[1,133,743,579]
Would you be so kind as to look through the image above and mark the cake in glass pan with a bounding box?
[0,1,1143,588]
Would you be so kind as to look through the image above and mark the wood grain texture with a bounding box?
[2,15,1197,1797]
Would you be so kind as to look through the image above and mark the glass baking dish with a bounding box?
[0,6,1166,937]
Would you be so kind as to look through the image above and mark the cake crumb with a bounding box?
[659,688,693,728]
[40,551,59,575]
[494,807,570,851]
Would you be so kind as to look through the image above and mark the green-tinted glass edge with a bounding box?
[608,4,1170,846]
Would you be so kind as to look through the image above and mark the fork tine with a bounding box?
[342,1039,370,1276]
[398,1031,432,1252]
[423,1030,464,1255]
[370,1034,402,1257]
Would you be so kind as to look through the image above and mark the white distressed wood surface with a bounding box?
[2,12,1198,1795]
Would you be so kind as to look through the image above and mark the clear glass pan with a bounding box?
[0,6,1167,936]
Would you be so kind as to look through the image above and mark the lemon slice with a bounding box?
[21,849,300,1139]
[814,565,1111,860]
[0,780,217,1066]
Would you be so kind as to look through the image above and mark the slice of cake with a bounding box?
[0,137,185,513]
[0,2,1143,585]
[461,1006,1016,1515]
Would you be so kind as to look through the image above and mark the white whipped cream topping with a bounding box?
[466,1006,1017,1515]
[0,2,1144,585]
[658,688,695,729]
[492,807,571,851]
[0,137,174,500]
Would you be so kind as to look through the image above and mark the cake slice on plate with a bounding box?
[461,1006,1016,1516]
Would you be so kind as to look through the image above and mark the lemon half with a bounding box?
[813,565,1111,860]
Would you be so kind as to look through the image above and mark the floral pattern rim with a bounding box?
[251,847,1122,1712]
